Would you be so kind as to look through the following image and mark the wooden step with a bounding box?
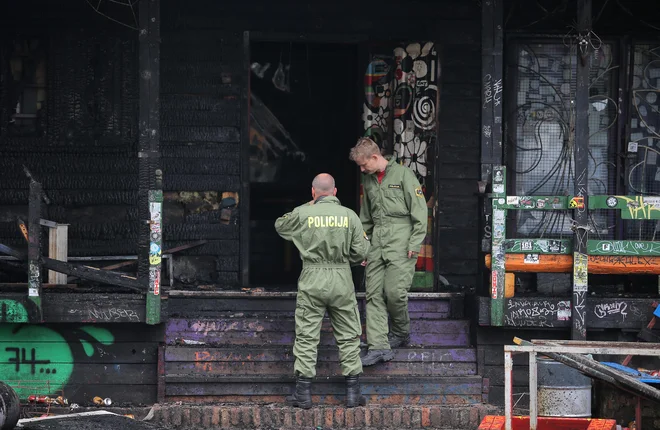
[165,291,465,320]
[166,318,471,347]
[163,375,485,406]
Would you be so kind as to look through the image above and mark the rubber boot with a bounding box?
[286,376,312,409]
[345,375,367,408]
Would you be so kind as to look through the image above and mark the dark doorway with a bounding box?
[248,40,361,288]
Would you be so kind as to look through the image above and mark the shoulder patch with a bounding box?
[388,184,401,189]
[415,187,424,198]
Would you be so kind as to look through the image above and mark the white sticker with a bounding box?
[507,196,519,205]
[557,301,571,321]
[29,288,39,297]
[523,254,540,264]
[628,141,638,153]
[493,184,504,194]
[644,197,660,208]
[498,198,505,205]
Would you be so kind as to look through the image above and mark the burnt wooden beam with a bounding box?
[572,0,592,341]
[27,180,43,322]
[41,257,144,292]
[139,0,162,324]
[480,0,504,305]
[240,31,250,287]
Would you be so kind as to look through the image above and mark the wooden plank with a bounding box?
[504,239,572,255]
[240,30,250,288]
[164,347,476,363]
[166,360,476,377]
[588,240,660,256]
[48,224,68,284]
[164,393,482,406]
[572,0,592,343]
[165,318,469,334]
[477,296,656,329]
[27,181,43,321]
[163,375,483,397]
[485,253,660,274]
[490,166,506,326]
[166,319,470,347]
[590,195,660,219]
[41,258,144,291]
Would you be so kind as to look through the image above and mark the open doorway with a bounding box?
[248,40,361,288]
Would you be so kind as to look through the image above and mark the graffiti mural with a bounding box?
[362,42,438,189]
[0,325,113,400]
[0,324,158,404]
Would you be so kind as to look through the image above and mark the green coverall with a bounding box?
[361,157,428,350]
[275,196,370,378]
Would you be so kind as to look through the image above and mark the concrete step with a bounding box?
[150,403,499,429]
[166,318,471,347]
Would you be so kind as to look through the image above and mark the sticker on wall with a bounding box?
[507,196,519,206]
[606,196,618,208]
[557,300,571,321]
[493,184,504,194]
[569,196,585,209]
[523,254,540,264]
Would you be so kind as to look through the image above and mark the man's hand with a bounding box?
[407,251,418,259]
[361,260,367,266]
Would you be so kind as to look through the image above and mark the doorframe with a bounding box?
[240,31,251,287]
[241,32,368,287]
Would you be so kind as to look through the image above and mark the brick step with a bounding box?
[164,375,485,406]
[166,318,471,347]
[151,403,498,429]
[165,346,476,378]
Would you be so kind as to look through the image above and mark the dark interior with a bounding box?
[248,40,362,288]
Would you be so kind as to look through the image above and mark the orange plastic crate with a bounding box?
[479,415,617,430]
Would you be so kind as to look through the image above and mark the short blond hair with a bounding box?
[349,137,380,161]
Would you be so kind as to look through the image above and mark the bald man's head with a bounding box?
[311,173,337,198]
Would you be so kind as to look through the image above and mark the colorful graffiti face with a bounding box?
[0,325,114,400]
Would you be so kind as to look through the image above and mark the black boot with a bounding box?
[286,376,312,409]
[345,375,367,408]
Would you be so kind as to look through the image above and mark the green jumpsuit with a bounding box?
[361,158,428,350]
[275,196,370,378]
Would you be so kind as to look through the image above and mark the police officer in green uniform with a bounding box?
[349,137,428,366]
[275,173,370,409]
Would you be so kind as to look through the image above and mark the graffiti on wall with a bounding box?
[0,325,114,400]
[362,42,438,189]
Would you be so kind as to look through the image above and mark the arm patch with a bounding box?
[415,187,424,198]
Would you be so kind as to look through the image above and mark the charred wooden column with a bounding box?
[27,180,43,322]
[480,0,505,325]
[572,0,592,340]
[138,0,162,324]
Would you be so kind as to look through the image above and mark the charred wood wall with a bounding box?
[160,0,482,287]
[0,3,140,276]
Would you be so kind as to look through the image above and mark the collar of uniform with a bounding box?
[315,195,341,205]
[385,156,398,171]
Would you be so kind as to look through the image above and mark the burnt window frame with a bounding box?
[503,34,623,241]
[1,34,48,138]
